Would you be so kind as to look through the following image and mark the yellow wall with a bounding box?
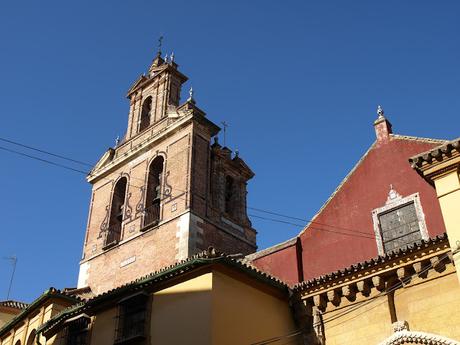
[90,308,117,345]
[151,273,213,345]
[212,271,297,345]
[395,267,460,338]
[323,289,393,345]
[434,171,460,277]
[321,265,460,345]
[0,300,71,345]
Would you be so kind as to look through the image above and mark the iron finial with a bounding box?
[157,35,164,56]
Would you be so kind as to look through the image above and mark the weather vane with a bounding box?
[221,121,229,147]
[157,35,164,55]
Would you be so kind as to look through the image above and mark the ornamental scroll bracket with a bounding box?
[136,186,146,214]
[98,205,110,238]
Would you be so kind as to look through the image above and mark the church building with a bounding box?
[78,50,257,294]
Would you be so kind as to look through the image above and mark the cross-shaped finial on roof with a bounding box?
[157,35,164,56]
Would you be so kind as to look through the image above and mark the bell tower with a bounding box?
[78,50,257,294]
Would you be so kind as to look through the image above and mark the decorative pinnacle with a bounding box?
[170,52,175,62]
[115,135,120,146]
[377,105,385,119]
[187,86,195,103]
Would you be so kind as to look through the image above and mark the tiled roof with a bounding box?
[293,233,448,292]
[0,288,80,337]
[0,300,28,310]
[39,248,288,336]
[389,133,447,144]
[409,137,460,167]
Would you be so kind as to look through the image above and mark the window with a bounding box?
[372,189,428,255]
[105,177,127,248]
[143,156,164,228]
[64,317,90,345]
[115,293,148,344]
[26,330,36,345]
[139,97,152,132]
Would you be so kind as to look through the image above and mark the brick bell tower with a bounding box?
[77,50,257,294]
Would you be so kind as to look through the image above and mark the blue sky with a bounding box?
[0,1,458,302]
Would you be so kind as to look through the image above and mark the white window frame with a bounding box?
[372,191,429,256]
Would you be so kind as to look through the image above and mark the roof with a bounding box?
[0,288,80,338]
[38,248,288,337]
[0,300,28,310]
[298,133,447,238]
[409,137,460,167]
[247,237,297,261]
[293,233,448,292]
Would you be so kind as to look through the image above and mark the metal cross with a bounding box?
[157,36,164,55]
[221,121,229,147]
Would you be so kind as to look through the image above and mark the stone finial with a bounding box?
[170,52,175,62]
[377,105,385,119]
[164,54,169,63]
[373,105,392,143]
[392,320,409,333]
[115,136,120,146]
[187,86,196,104]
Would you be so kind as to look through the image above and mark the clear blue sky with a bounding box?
[0,1,458,302]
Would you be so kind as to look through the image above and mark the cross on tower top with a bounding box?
[157,35,164,56]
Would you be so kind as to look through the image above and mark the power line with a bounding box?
[0,136,93,167]
[0,145,89,175]
[249,214,375,240]
[250,251,453,344]
[248,206,372,236]
[0,136,378,241]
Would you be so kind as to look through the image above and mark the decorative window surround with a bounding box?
[372,188,429,256]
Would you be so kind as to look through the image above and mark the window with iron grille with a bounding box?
[372,190,429,255]
[115,293,148,344]
[65,316,90,345]
[378,202,422,253]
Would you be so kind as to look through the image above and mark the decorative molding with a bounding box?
[99,205,110,238]
[392,320,409,332]
[372,191,429,256]
[136,186,146,214]
[124,192,133,219]
[378,330,460,345]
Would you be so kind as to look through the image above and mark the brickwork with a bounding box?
[78,55,257,293]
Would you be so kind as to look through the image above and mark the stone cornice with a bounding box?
[409,137,460,182]
[87,112,219,184]
[294,235,452,310]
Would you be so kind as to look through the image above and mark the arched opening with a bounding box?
[225,175,235,217]
[106,177,127,246]
[139,97,152,132]
[14,341,21,345]
[144,156,164,227]
[26,330,36,345]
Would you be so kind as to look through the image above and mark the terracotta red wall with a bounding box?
[252,134,447,285]
[299,136,446,281]
[251,243,299,286]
